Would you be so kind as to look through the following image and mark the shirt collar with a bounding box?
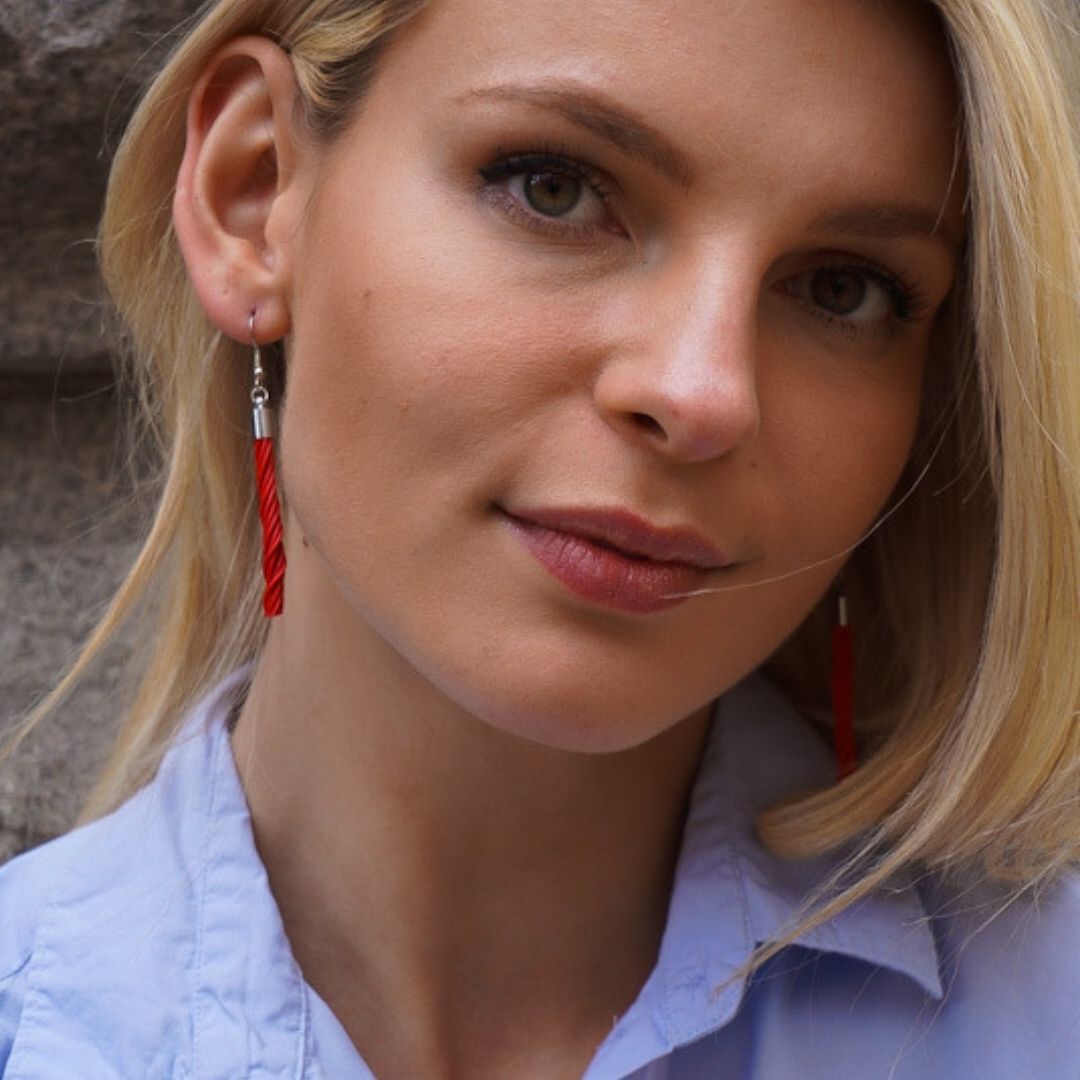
[179,670,943,1078]
[169,669,944,1068]
[587,675,941,1077]
[12,669,941,1080]
[714,675,941,997]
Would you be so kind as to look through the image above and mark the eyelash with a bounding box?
[478,145,616,240]
[477,148,928,338]
[791,259,929,341]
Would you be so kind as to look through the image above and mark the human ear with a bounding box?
[172,36,310,343]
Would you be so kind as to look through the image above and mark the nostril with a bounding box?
[629,412,665,438]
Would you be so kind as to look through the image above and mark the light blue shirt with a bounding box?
[1,669,1078,1078]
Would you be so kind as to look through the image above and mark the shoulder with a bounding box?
[926,870,1080,1071]
[0,827,78,1071]
[0,774,200,1075]
[0,827,79,982]
[0,692,236,1077]
[936,869,1080,991]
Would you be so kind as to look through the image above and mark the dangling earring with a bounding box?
[249,312,286,617]
[830,589,856,779]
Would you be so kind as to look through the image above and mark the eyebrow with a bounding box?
[809,204,962,256]
[461,81,962,257]
[460,82,695,190]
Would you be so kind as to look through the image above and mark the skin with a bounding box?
[173,0,963,1075]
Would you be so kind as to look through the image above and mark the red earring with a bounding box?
[831,590,856,779]
[249,312,286,617]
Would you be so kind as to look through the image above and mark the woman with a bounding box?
[1,0,1078,1076]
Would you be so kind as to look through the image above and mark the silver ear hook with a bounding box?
[249,310,272,437]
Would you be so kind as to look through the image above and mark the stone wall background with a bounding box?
[1,0,204,861]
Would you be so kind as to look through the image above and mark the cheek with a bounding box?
[275,247,587,604]
[761,352,926,567]
[279,160,613,514]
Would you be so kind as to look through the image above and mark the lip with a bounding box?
[500,506,730,614]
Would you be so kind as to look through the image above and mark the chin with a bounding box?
[436,666,714,755]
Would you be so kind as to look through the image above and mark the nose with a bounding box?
[592,269,760,463]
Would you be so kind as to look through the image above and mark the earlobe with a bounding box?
[173,37,308,343]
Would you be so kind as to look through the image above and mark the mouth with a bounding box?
[498,505,731,614]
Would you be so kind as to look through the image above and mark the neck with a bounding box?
[231,570,711,1077]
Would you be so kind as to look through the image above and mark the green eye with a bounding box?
[480,151,614,236]
[523,171,584,217]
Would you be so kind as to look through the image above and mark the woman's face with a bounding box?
[276,0,962,750]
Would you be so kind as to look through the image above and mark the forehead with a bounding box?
[368,0,961,228]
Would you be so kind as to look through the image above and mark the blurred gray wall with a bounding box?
[1,0,204,861]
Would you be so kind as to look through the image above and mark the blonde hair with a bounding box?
[9,0,1080,948]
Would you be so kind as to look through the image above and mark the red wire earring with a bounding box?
[249,312,286,617]
[831,590,856,780]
